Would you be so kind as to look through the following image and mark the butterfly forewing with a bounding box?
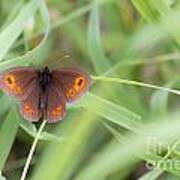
[19,81,42,122]
[44,84,66,123]
[52,67,91,103]
[0,67,37,100]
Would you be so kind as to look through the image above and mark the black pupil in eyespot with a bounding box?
[78,79,83,86]
[7,77,12,84]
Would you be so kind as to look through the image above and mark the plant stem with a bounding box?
[20,120,46,180]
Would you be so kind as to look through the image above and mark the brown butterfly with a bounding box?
[0,66,91,123]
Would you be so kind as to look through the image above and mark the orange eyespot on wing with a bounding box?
[20,102,42,122]
[66,88,76,98]
[0,67,37,100]
[74,76,85,91]
[52,67,91,103]
[4,74,23,94]
[24,104,34,114]
[5,74,15,87]
[23,104,35,116]
[47,105,63,117]
[65,76,87,100]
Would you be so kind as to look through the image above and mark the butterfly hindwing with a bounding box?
[44,83,66,123]
[19,80,42,122]
[0,67,37,100]
[52,67,91,103]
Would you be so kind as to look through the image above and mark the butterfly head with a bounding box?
[38,66,52,91]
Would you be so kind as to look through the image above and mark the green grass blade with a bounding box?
[0,0,50,70]
[0,106,19,170]
[0,173,6,180]
[20,120,46,180]
[131,0,159,22]
[138,169,163,180]
[80,92,141,131]
[0,95,11,118]
[75,112,180,179]
[149,79,178,120]
[150,89,169,120]
[30,109,98,180]
[92,76,180,96]
[87,2,111,74]
[19,118,68,142]
[0,0,40,62]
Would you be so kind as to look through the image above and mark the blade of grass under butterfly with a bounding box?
[0,106,19,170]
[20,120,46,180]
[0,0,41,62]
[0,173,6,180]
[19,119,68,142]
[0,0,50,70]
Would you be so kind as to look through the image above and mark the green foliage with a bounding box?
[0,0,180,179]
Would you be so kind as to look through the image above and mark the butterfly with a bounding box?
[0,66,91,123]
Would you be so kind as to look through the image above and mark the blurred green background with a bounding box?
[1,0,180,179]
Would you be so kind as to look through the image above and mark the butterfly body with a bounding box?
[0,66,91,123]
[38,66,52,92]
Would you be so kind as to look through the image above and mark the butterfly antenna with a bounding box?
[59,55,71,62]
[49,55,71,68]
